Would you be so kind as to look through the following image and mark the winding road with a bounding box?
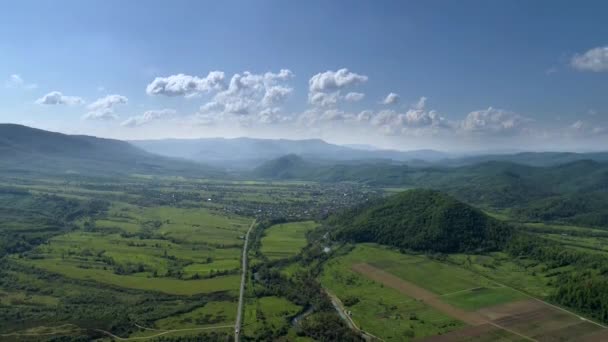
[235,219,256,342]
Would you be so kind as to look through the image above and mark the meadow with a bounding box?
[319,244,466,340]
[260,221,318,260]
[242,296,303,339]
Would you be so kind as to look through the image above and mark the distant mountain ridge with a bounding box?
[132,137,608,169]
[0,124,215,177]
[130,137,449,168]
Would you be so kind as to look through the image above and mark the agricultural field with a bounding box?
[320,243,608,341]
[260,221,318,260]
[0,175,378,340]
[319,244,465,340]
[13,202,252,296]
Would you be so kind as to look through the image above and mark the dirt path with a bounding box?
[94,325,234,341]
[352,263,487,326]
[323,288,385,341]
[351,263,536,342]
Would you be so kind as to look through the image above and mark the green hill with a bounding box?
[0,124,217,177]
[331,189,513,253]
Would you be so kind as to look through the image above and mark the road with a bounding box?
[323,288,384,342]
[234,219,256,342]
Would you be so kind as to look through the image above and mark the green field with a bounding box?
[447,252,560,298]
[243,296,303,339]
[260,221,318,260]
[19,258,240,295]
[320,244,465,340]
[442,287,526,311]
[128,301,237,338]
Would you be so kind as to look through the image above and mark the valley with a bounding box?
[1,126,608,341]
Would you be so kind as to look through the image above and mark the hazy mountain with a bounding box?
[0,124,216,177]
[441,151,608,167]
[130,137,449,168]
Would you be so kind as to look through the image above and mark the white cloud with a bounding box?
[309,68,367,93]
[199,101,225,114]
[146,71,226,97]
[83,94,128,120]
[381,92,400,105]
[35,91,84,105]
[309,92,339,107]
[571,46,608,72]
[368,97,447,133]
[344,92,365,102]
[308,68,367,107]
[460,107,529,135]
[224,98,254,115]
[262,86,293,107]
[5,74,37,89]
[299,96,447,137]
[258,107,289,124]
[121,109,176,127]
[210,69,294,121]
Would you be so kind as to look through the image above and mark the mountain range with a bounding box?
[130,137,449,169]
[0,124,215,178]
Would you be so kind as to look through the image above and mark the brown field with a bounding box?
[352,263,608,342]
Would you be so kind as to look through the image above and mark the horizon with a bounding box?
[1,0,607,151]
[3,122,608,155]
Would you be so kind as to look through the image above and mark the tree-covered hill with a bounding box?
[330,189,513,253]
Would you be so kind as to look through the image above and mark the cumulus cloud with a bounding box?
[146,71,226,97]
[83,94,128,120]
[262,86,293,107]
[309,68,367,93]
[381,92,400,105]
[121,109,176,127]
[210,69,294,120]
[35,91,84,105]
[460,107,529,135]
[309,92,339,107]
[308,68,367,107]
[344,92,365,102]
[365,97,447,135]
[5,74,37,89]
[571,46,608,72]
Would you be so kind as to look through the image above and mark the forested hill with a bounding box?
[330,189,513,253]
[0,124,217,177]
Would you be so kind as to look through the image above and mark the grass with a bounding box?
[319,246,464,341]
[0,289,59,306]
[447,253,557,298]
[442,287,526,311]
[19,258,240,295]
[243,296,302,338]
[260,221,318,260]
[16,202,252,296]
[127,300,237,337]
[344,244,498,295]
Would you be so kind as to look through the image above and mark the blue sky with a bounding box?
[1,0,607,151]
